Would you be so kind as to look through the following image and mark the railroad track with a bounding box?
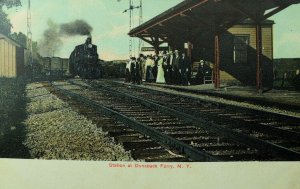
[52,79,300,161]
[83,79,300,160]
[141,83,300,113]
[47,83,188,162]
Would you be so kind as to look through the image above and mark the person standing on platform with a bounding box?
[145,55,155,82]
[162,51,170,84]
[172,50,181,84]
[144,55,150,81]
[156,52,166,84]
[130,57,136,83]
[152,54,159,81]
[125,58,132,83]
[179,52,190,86]
[141,55,147,81]
[135,54,144,84]
[166,51,174,84]
[196,60,205,84]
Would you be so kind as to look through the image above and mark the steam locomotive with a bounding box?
[69,37,102,78]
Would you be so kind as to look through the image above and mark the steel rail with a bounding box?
[85,81,300,161]
[106,81,300,142]
[52,83,220,162]
[182,107,300,142]
[141,82,300,113]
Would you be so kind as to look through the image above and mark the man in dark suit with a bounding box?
[179,52,190,85]
[163,51,172,84]
[172,50,181,84]
[130,57,136,83]
[152,55,159,81]
[135,57,143,85]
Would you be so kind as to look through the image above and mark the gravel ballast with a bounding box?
[24,83,133,161]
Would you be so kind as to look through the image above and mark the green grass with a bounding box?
[0,77,30,158]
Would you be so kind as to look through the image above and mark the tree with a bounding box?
[0,0,21,34]
[0,8,12,34]
[0,0,21,8]
[9,32,27,47]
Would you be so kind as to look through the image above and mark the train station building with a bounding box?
[129,0,300,89]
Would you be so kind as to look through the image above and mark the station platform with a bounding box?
[123,80,300,113]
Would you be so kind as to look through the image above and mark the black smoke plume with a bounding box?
[38,20,62,57]
[38,19,93,56]
[59,19,93,36]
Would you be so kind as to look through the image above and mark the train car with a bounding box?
[101,60,126,78]
[41,57,68,77]
[69,37,102,79]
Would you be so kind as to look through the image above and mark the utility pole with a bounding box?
[138,0,143,55]
[121,0,141,58]
[129,0,133,57]
[27,0,33,77]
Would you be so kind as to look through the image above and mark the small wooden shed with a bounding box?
[0,33,25,77]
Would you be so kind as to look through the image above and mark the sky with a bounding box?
[4,0,300,60]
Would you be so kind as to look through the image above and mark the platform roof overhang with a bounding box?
[129,0,300,45]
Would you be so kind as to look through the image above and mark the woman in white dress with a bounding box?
[125,58,132,82]
[156,53,165,83]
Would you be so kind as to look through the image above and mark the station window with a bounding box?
[233,35,249,64]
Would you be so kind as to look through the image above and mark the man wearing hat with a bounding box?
[130,57,137,83]
[164,51,173,84]
[172,50,181,84]
[179,52,190,85]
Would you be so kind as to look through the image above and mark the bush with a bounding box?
[0,77,30,158]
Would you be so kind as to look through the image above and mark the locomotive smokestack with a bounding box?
[87,34,92,43]
[86,36,92,44]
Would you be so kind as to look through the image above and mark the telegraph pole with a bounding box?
[138,0,143,54]
[122,0,141,57]
[129,0,133,57]
[27,0,33,77]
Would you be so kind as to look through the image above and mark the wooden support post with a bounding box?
[153,36,160,55]
[256,23,263,91]
[214,34,220,89]
[187,41,193,62]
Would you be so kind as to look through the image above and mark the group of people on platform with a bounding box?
[125,50,192,85]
